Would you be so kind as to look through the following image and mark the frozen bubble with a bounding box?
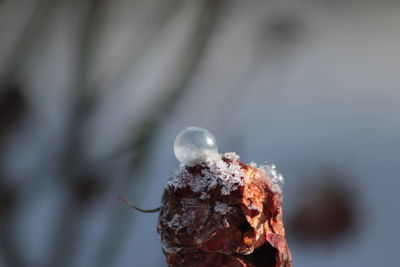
[275,173,285,188]
[260,161,285,189]
[173,127,218,165]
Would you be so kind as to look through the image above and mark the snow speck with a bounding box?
[166,211,196,234]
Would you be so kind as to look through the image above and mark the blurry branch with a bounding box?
[124,0,226,183]
[107,0,224,164]
[0,1,55,266]
[94,1,226,266]
[47,1,108,267]
[0,178,25,267]
[1,0,56,81]
[95,0,182,95]
[0,85,27,145]
[0,223,25,267]
[214,15,304,146]
[60,0,106,174]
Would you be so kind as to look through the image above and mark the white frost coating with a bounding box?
[249,161,258,168]
[163,198,204,236]
[167,211,196,234]
[167,152,244,198]
[248,204,260,211]
[200,192,209,199]
[224,152,240,161]
[161,240,181,254]
[166,214,182,229]
[214,201,231,215]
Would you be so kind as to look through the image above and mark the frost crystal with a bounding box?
[214,201,231,215]
[249,161,258,168]
[167,152,244,198]
[259,161,285,193]
[248,204,260,211]
[167,211,196,234]
[224,152,240,161]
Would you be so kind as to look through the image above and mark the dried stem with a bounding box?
[118,196,161,213]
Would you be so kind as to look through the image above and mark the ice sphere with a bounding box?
[260,161,285,188]
[275,173,285,188]
[173,127,218,165]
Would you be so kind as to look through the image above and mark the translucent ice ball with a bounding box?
[173,127,218,165]
[260,161,285,188]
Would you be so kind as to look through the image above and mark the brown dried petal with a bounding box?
[158,156,292,267]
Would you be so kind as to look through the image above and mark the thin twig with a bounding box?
[118,196,161,213]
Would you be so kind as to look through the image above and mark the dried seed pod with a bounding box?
[158,152,291,267]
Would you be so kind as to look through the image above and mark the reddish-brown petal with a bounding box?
[158,155,292,266]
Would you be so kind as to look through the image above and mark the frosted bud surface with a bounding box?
[260,161,285,189]
[173,127,218,166]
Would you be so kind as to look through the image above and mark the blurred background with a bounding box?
[0,0,399,266]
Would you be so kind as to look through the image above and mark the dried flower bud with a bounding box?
[158,153,292,267]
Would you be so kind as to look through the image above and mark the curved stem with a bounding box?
[118,196,161,213]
